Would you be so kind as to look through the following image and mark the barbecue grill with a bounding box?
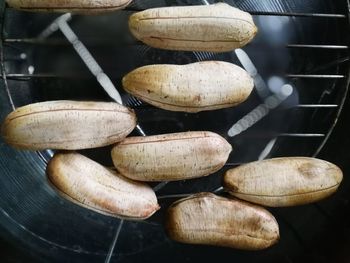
[0,0,349,262]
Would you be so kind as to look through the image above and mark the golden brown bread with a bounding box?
[165,193,279,250]
[122,61,254,113]
[111,131,232,181]
[47,152,160,220]
[1,101,136,150]
[6,0,132,14]
[129,3,257,52]
[224,157,343,207]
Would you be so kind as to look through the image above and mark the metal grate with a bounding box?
[0,0,350,262]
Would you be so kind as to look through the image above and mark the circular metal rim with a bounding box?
[0,0,349,261]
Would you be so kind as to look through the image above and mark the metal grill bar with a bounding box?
[247,11,346,18]
[279,133,325,137]
[104,220,124,263]
[225,162,246,166]
[286,44,349,49]
[3,73,346,80]
[4,38,68,45]
[1,73,91,80]
[297,104,338,108]
[157,193,194,199]
[5,38,350,51]
[286,74,345,78]
[4,4,347,18]
[4,38,140,47]
[122,6,347,18]
[232,133,325,138]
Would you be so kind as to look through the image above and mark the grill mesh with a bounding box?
[0,0,349,262]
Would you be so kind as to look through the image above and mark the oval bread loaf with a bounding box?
[123,61,254,113]
[223,157,343,207]
[1,101,136,150]
[47,152,160,220]
[111,131,232,181]
[6,0,132,13]
[165,192,279,250]
[129,3,257,52]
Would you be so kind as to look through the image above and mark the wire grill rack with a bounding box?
[0,0,349,262]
